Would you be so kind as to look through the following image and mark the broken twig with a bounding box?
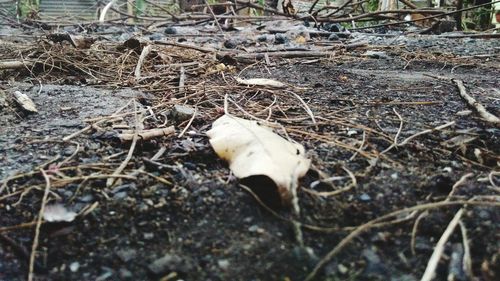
[452,79,500,125]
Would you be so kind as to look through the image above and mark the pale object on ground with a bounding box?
[13,91,37,113]
[118,126,175,141]
[207,115,311,204]
[43,204,77,222]
[235,77,286,88]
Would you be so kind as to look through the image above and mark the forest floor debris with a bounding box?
[0,14,499,281]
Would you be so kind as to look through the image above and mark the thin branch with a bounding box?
[350,1,499,30]
[305,200,500,281]
[28,169,51,281]
[420,209,464,281]
[452,79,499,124]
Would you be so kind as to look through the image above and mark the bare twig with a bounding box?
[458,220,473,279]
[28,169,51,281]
[99,0,118,23]
[350,1,499,30]
[178,107,197,138]
[106,100,141,187]
[0,60,31,69]
[204,0,224,33]
[452,79,500,124]
[178,66,186,95]
[420,208,464,281]
[303,166,357,197]
[398,121,455,146]
[134,44,152,81]
[305,200,500,281]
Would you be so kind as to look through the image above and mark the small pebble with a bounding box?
[69,262,80,272]
[443,167,452,173]
[328,33,340,41]
[164,27,177,34]
[338,263,348,274]
[119,268,133,279]
[113,191,128,200]
[359,193,371,201]
[223,39,237,49]
[171,104,195,121]
[78,194,94,203]
[256,35,267,42]
[116,249,137,263]
[149,33,163,41]
[217,259,230,270]
[274,33,288,44]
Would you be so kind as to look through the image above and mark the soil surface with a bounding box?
[1,25,499,281]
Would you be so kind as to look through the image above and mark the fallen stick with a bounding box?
[0,60,30,70]
[228,43,366,61]
[63,99,133,141]
[452,79,500,125]
[143,0,178,21]
[28,169,51,281]
[439,33,500,39]
[314,9,445,23]
[118,126,175,141]
[458,220,473,279]
[134,44,152,81]
[99,0,117,23]
[304,200,500,281]
[178,108,197,138]
[107,136,138,187]
[350,1,499,30]
[204,0,224,33]
[153,40,217,53]
[178,66,186,95]
[420,208,464,281]
[322,0,355,17]
[107,100,141,187]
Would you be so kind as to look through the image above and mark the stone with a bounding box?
[113,191,128,200]
[116,249,137,263]
[359,193,371,201]
[164,27,177,35]
[223,39,237,49]
[323,23,344,32]
[328,34,340,41]
[363,51,389,59]
[119,268,133,279]
[362,249,388,278]
[171,105,195,122]
[147,253,192,275]
[149,33,163,41]
[274,33,288,44]
[69,262,80,272]
[256,35,268,42]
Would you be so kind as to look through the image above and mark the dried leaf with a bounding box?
[235,77,286,88]
[13,91,37,113]
[43,204,77,222]
[207,115,310,205]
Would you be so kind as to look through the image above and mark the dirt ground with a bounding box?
[1,24,499,281]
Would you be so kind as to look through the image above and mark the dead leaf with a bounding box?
[43,204,77,222]
[13,91,37,113]
[207,115,310,205]
[235,77,286,88]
